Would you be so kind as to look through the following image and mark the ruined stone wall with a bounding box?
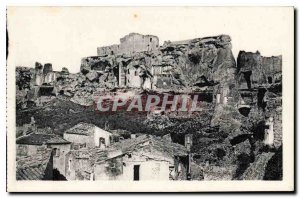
[97,33,159,56]
[52,144,71,176]
[126,67,142,88]
[94,127,113,147]
[85,34,237,93]
[97,44,119,56]
[43,63,53,75]
[237,51,282,87]
[262,56,282,83]
[65,152,92,180]
[119,33,159,55]
[34,62,44,86]
[44,72,58,84]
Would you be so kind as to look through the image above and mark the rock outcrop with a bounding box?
[81,34,237,92]
[15,33,283,180]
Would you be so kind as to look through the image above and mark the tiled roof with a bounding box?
[109,135,188,157]
[70,148,108,161]
[66,135,188,172]
[16,133,70,145]
[64,122,96,136]
[68,148,108,172]
[108,129,131,136]
[16,149,52,180]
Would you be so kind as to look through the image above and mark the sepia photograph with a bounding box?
[6,6,294,192]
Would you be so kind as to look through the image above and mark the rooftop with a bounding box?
[66,134,188,172]
[64,122,97,136]
[16,149,52,180]
[109,134,188,157]
[16,133,70,145]
[68,148,108,172]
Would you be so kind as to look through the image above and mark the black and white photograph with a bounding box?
[6,6,294,192]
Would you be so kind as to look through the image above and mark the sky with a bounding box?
[7,7,293,73]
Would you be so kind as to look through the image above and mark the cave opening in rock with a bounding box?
[253,120,266,141]
[230,134,250,145]
[91,60,109,71]
[243,71,252,89]
[112,66,119,84]
[257,88,267,111]
[238,106,251,117]
[268,76,273,84]
[188,53,201,65]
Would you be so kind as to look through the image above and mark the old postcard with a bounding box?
[6,7,294,192]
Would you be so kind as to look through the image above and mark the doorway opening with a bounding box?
[99,137,106,148]
[133,165,140,181]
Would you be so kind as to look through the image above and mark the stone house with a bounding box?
[95,135,189,180]
[65,134,189,181]
[16,133,71,176]
[16,148,54,180]
[64,148,107,180]
[63,123,114,149]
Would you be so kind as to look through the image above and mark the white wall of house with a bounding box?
[63,126,112,148]
[65,153,76,180]
[127,68,141,88]
[93,152,171,181]
[51,144,71,176]
[122,161,169,181]
[94,127,112,147]
[63,133,94,147]
[264,117,274,146]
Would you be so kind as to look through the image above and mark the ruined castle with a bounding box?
[16,33,283,181]
[97,33,159,56]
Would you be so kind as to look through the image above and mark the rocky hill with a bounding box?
[15,34,282,180]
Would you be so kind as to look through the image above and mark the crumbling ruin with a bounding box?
[15,33,283,181]
[97,33,159,56]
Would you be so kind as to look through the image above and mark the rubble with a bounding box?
[237,51,282,88]
[85,70,99,82]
